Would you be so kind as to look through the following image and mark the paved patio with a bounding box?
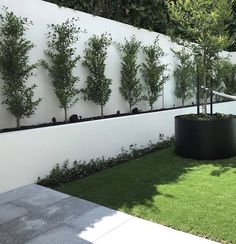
[0,184,219,244]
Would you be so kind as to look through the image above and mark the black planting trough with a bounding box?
[175,115,236,160]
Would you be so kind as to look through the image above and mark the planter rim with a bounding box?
[175,114,236,122]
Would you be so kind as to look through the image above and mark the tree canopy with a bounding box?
[44,0,236,51]
[168,0,233,114]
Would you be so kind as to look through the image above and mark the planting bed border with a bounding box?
[0,100,231,134]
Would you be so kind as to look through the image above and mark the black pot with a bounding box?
[175,115,236,160]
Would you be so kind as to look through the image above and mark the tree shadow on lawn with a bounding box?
[56,146,236,212]
[55,147,236,244]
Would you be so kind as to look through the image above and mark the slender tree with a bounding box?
[173,48,196,106]
[0,9,41,128]
[119,36,142,113]
[168,0,233,115]
[82,34,112,117]
[213,58,236,96]
[142,38,169,111]
[42,18,80,123]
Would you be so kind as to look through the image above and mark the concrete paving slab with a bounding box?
[55,196,99,213]
[26,225,92,244]
[93,216,218,244]
[0,211,50,244]
[0,184,47,205]
[0,232,6,243]
[12,187,69,210]
[69,206,132,242]
[0,184,220,244]
[0,198,98,244]
[42,197,99,224]
[0,203,28,225]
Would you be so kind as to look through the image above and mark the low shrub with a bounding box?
[180,113,236,121]
[37,135,174,187]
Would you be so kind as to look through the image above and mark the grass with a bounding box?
[55,147,236,243]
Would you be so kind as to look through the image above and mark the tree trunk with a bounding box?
[101,104,104,118]
[203,52,207,115]
[116,0,121,19]
[129,103,132,114]
[196,62,200,115]
[150,104,153,111]
[210,78,213,115]
[16,117,20,129]
[162,88,165,108]
[64,108,68,123]
[182,98,185,107]
[94,0,104,15]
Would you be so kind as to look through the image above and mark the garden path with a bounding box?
[0,184,219,244]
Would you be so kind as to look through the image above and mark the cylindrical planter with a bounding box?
[175,115,236,160]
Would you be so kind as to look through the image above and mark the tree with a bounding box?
[119,36,142,113]
[168,0,233,115]
[122,0,169,34]
[223,64,236,96]
[82,34,112,117]
[173,48,196,106]
[0,8,41,128]
[42,18,80,123]
[227,0,236,51]
[142,37,169,111]
[213,58,236,96]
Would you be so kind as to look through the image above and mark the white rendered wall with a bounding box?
[0,101,236,193]
[0,0,177,129]
[0,0,236,193]
[229,52,236,64]
[1,0,235,130]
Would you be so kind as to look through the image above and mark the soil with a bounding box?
[0,100,232,134]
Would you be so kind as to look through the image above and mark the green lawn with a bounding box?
[56,147,236,243]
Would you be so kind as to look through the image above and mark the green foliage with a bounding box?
[119,37,142,112]
[142,37,169,110]
[56,147,236,244]
[47,0,93,12]
[42,18,81,122]
[37,135,174,187]
[174,53,235,104]
[228,1,236,51]
[194,56,236,101]
[43,0,236,51]
[120,0,169,34]
[82,34,112,117]
[44,0,169,34]
[213,58,236,96]
[168,0,233,52]
[181,113,235,121]
[173,48,196,106]
[168,0,233,114]
[0,8,41,128]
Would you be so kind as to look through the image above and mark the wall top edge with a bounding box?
[38,0,168,38]
[36,0,236,54]
[1,100,235,136]
[0,107,188,136]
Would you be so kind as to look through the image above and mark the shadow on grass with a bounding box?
[56,147,236,212]
[210,166,231,176]
[54,147,236,243]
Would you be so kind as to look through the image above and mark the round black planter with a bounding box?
[175,115,236,160]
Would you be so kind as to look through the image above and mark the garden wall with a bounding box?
[0,0,235,130]
[231,52,236,61]
[0,101,236,193]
